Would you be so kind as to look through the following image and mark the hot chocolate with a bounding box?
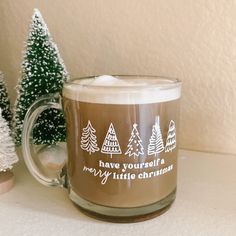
[63,75,181,208]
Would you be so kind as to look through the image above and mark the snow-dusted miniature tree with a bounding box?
[80,120,99,155]
[0,72,12,128]
[101,123,122,158]
[165,120,176,152]
[14,9,68,145]
[148,116,164,156]
[0,109,18,172]
[125,123,144,158]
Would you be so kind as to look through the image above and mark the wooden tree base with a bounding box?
[0,171,14,194]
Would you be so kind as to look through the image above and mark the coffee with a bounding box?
[63,76,181,208]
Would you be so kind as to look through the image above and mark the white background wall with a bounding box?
[0,0,236,154]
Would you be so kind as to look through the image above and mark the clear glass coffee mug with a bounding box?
[22,75,181,222]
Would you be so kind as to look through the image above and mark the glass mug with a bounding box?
[22,75,181,222]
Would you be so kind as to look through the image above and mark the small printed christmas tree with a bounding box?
[80,120,99,155]
[165,120,176,152]
[125,123,144,158]
[0,109,18,172]
[14,9,68,145]
[148,116,164,156]
[0,72,12,128]
[101,123,121,158]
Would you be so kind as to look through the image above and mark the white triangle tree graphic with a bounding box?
[80,120,100,155]
[165,120,176,152]
[148,116,164,156]
[101,123,122,158]
[125,123,144,158]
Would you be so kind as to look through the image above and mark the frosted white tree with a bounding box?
[80,120,99,155]
[0,109,18,172]
[125,123,144,158]
[101,123,121,158]
[165,120,176,152]
[148,116,164,156]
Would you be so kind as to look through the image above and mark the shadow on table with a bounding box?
[9,160,96,222]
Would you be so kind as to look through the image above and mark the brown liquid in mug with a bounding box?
[63,98,180,208]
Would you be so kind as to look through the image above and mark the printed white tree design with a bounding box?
[101,123,122,158]
[148,116,164,156]
[80,120,99,155]
[165,120,176,152]
[125,123,144,158]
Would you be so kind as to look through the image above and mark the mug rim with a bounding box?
[65,75,182,89]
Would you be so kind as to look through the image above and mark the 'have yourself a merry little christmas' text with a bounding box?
[83,158,173,185]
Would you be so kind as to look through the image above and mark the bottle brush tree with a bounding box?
[0,71,12,128]
[14,9,69,146]
[0,109,18,172]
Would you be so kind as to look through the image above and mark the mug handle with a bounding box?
[22,93,67,187]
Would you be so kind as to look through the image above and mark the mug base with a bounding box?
[69,188,176,223]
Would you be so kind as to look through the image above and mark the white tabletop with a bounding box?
[0,150,235,236]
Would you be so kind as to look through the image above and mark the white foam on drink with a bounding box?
[63,75,181,104]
